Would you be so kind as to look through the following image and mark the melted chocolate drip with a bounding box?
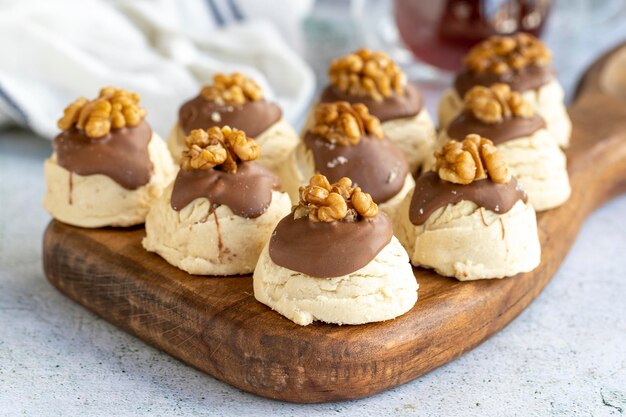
[269,213,393,278]
[170,162,281,218]
[213,211,224,261]
[53,121,153,190]
[409,171,527,225]
[447,111,546,145]
[68,173,73,205]
[454,65,555,97]
[320,83,423,122]
[303,132,408,204]
[178,96,282,137]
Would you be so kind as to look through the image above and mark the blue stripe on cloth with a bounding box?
[227,0,244,21]
[206,0,225,26]
[0,82,29,127]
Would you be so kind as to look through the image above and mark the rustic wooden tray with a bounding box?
[43,44,626,403]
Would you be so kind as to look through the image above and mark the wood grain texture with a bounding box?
[43,46,626,403]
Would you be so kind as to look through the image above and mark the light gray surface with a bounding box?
[0,128,625,416]
[2,2,626,415]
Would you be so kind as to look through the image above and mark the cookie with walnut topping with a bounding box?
[438,33,571,148]
[167,72,299,174]
[306,48,437,172]
[394,134,541,280]
[143,126,291,276]
[253,174,418,326]
[280,101,414,218]
[43,87,176,228]
[431,84,571,211]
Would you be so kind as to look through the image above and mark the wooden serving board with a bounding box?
[43,45,626,403]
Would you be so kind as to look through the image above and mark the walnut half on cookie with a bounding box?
[200,72,264,105]
[58,87,146,138]
[464,33,552,75]
[434,134,511,185]
[181,126,260,172]
[294,174,378,223]
[464,84,534,124]
[328,48,407,101]
[310,101,384,146]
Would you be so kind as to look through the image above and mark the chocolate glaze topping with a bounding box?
[178,96,282,137]
[269,213,393,278]
[170,162,280,218]
[320,83,423,122]
[409,171,527,226]
[447,111,546,145]
[53,120,153,190]
[303,132,408,204]
[454,65,555,97]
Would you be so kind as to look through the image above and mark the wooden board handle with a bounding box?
[567,43,626,215]
[568,93,626,210]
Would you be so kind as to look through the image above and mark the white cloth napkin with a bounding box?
[0,0,315,139]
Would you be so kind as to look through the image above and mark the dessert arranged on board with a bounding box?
[43,33,572,325]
